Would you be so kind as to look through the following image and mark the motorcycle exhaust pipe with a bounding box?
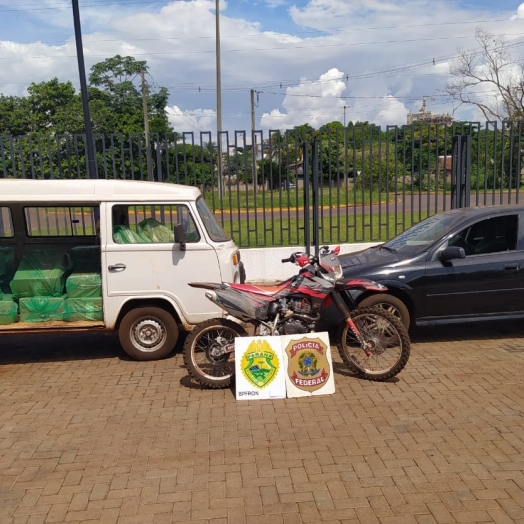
[205,291,219,304]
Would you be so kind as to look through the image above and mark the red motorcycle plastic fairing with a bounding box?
[338,277,387,292]
[297,255,310,267]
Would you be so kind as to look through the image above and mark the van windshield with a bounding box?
[196,198,231,242]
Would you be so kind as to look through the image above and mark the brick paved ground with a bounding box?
[1,322,524,524]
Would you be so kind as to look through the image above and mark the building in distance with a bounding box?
[407,98,453,125]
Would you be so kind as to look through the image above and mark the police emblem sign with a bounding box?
[235,336,286,400]
[282,332,335,397]
[234,333,335,400]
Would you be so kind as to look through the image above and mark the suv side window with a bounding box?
[449,214,518,255]
[112,204,200,244]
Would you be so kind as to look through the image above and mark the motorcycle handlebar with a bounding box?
[281,252,319,265]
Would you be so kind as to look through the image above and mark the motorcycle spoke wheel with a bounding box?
[183,318,247,389]
[338,307,410,381]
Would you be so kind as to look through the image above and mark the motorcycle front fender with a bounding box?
[336,277,388,292]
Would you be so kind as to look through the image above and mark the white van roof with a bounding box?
[0,179,202,203]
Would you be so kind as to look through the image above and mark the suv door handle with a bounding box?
[108,263,126,271]
[504,264,519,271]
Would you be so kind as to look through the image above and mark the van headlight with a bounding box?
[232,250,241,266]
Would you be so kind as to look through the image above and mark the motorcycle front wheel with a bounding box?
[182,318,248,389]
[338,307,410,381]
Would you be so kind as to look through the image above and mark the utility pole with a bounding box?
[71,0,97,179]
[251,89,257,185]
[215,0,223,198]
[343,105,348,187]
[140,70,153,181]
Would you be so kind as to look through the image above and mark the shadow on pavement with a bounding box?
[2,320,523,366]
[0,331,184,365]
[410,319,524,343]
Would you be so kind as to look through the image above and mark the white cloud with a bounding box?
[374,96,408,126]
[512,3,524,19]
[261,68,347,129]
[166,105,216,133]
[1,0,524,134]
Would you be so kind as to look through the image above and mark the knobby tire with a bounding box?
[337,306,410,381]
[182,318,248,389]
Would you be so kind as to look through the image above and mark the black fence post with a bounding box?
[311,140,320,256]
[303,142,310,255]
[451,135,471,209]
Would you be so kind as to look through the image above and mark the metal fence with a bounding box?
[1,120,523,248]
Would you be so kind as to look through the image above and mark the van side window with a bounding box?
[24,207,97,237]
[0,207,14,237]
[112,204,200,244]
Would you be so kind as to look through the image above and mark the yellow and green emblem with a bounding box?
[241,339,280,389]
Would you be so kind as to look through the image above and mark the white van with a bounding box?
[0,179,245,360]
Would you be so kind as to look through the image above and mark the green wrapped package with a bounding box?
[0,246,15,282]
[137,218,174,243]
[19,296,64,323]
[113,225,145,244]
[10,250,69,298]
[10,268,65,298]
[69,246,101,272]
[64,298,103,321]
[66,273,102,298]
[0,299,18,325]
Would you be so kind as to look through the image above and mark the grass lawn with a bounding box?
[220,211,429,248]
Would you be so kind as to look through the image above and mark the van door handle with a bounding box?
[504,264,519,271]
[108,263,126,271]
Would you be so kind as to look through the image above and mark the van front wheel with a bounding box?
[119,307,179,361]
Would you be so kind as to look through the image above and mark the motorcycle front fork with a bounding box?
[331,292,373,355]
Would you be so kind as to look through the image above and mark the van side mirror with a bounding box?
[174,224,186,251]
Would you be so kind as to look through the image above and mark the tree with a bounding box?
[446,28,524,121]
[89,55,171,134]
[0,95,31,136]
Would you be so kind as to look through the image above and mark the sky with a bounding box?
[0,0,524,138]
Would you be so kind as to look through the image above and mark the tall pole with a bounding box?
[71,0,97,179]
[141,70,153,181]
[251,88,257,186]
[215,0,223,198]
[343,105,347,187]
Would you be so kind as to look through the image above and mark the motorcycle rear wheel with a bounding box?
[183,318,248,389]
[337,307,410,381]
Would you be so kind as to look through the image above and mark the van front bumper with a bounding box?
[239,262,246,284]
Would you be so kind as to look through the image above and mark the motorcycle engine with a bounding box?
[289,297,312,315]
[280,319,309,335]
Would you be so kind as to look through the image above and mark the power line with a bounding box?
[3,30,524,63]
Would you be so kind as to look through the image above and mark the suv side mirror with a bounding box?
[440,245,465,263]
[174,224,186,251]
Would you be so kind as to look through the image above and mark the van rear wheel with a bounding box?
[119,306,178,360]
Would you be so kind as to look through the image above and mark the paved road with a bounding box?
[1,322,524,523]
[218,191,522,223]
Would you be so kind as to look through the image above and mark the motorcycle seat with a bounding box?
[229,281,290,296]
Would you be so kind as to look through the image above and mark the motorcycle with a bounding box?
[183,245,410,389]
